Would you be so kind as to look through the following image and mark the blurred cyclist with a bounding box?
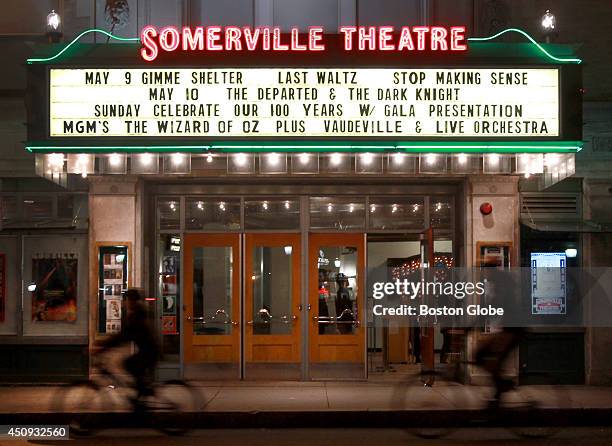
[97,288,159,405]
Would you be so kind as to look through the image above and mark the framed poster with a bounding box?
[0,254,5,322]
[161,315,177,335]
[531,252,567,315]
[162,295,176,315]
[31,254,78,322]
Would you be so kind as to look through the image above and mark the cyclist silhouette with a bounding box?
[98,288,159,403]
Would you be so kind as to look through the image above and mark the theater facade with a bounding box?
[21,25,582,382]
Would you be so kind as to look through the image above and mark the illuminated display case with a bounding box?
[97,245,128,334]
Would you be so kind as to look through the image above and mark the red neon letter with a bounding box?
[378,26,395,50]
[430,27,448,51]
[261,27,271,50]
[412,26,429,51]
[273,28,289,50]
[358,26,376,50]
[243,27,260,51]
[397,27,415,51]
[309,26,325,51]
[182,27,204,51]
[225,26,242,50]
[206,26,222,50]
[450,26,467,51]
[291,28,307,51]
[339,26,356,50]
[140,25,158,61]
[159,26,180,52]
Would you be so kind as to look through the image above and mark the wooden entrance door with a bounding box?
[183,233,240,379]
[308,233,365,379]
[244,233,301,379]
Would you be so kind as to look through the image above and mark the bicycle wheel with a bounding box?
[409,368,466,439]
[51,381,110,436]
[147,380,203,435]
[503,371,569,439]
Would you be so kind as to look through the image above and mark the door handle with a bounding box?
[186,316,192,321]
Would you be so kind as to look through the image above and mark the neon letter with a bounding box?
[430,27,448,50]
[182,27,204,51]
[378,26,395,50]
[339,26,356,50]
[450,26,467,51]
[397,27,415,51]
[206,26,222,50]
[243,27,260,51]
[273,28,289,50]
[225,26,242,51]
[291,28,307,51]
[358,26,376,50]
[159,26,180,53]
[412,26,429,51]
[309,26,325,50]
[140,25,158,61]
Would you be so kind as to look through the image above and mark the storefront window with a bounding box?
[158,198,181,231]
[317,246,358,334]
[251,246,292,335]
[192,246,231,336]
[159,235,180,358]
[245,198,300,230]
[430,198,453,230]
[185,198,241,231]
[310,197,365,230]
[368,197,425,230]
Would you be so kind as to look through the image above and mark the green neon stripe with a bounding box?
[468,28,582,64]
[25,141,582,154]
[27,29,140,64]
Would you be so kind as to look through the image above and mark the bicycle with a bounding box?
[411,360,570,439]
[51,359,203,436]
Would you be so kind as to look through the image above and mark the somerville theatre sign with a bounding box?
[28,25,581,153]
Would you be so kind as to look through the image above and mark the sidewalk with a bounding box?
[2,381,612,427]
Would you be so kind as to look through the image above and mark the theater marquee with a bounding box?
[49,67,559,138]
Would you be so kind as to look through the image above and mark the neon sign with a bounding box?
[140,26,467,61]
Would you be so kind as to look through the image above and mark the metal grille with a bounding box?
[520,193,580,220]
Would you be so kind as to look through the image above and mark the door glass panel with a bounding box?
[192,246,233,335]
[317,246,358,335]
[251,246,292,335]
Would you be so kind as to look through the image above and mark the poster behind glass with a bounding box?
[531,252,567,315]
[31,254,78,322]
[98,246,128,334]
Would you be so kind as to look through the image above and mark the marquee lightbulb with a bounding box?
[299,153,310,165]
[370,204,376,213]
[488,154,500,165]
[219,202,226,211]
[234,153,247,167]
[171,153,184,165]
[197,201,204,210]
[109,153,121,167]
[393,153,405,164]
[140,153,153,165]
[262,201,269,210]
[327,203,333,212]
[348,203,355,213]
[206,154,213,163]
[457,153,468,165]
[361,152,374,165]
[392,204,398,213]
[284,200,290,210]
[330,153,342,166]
[425,153,437,165]
[267,153,280,166]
